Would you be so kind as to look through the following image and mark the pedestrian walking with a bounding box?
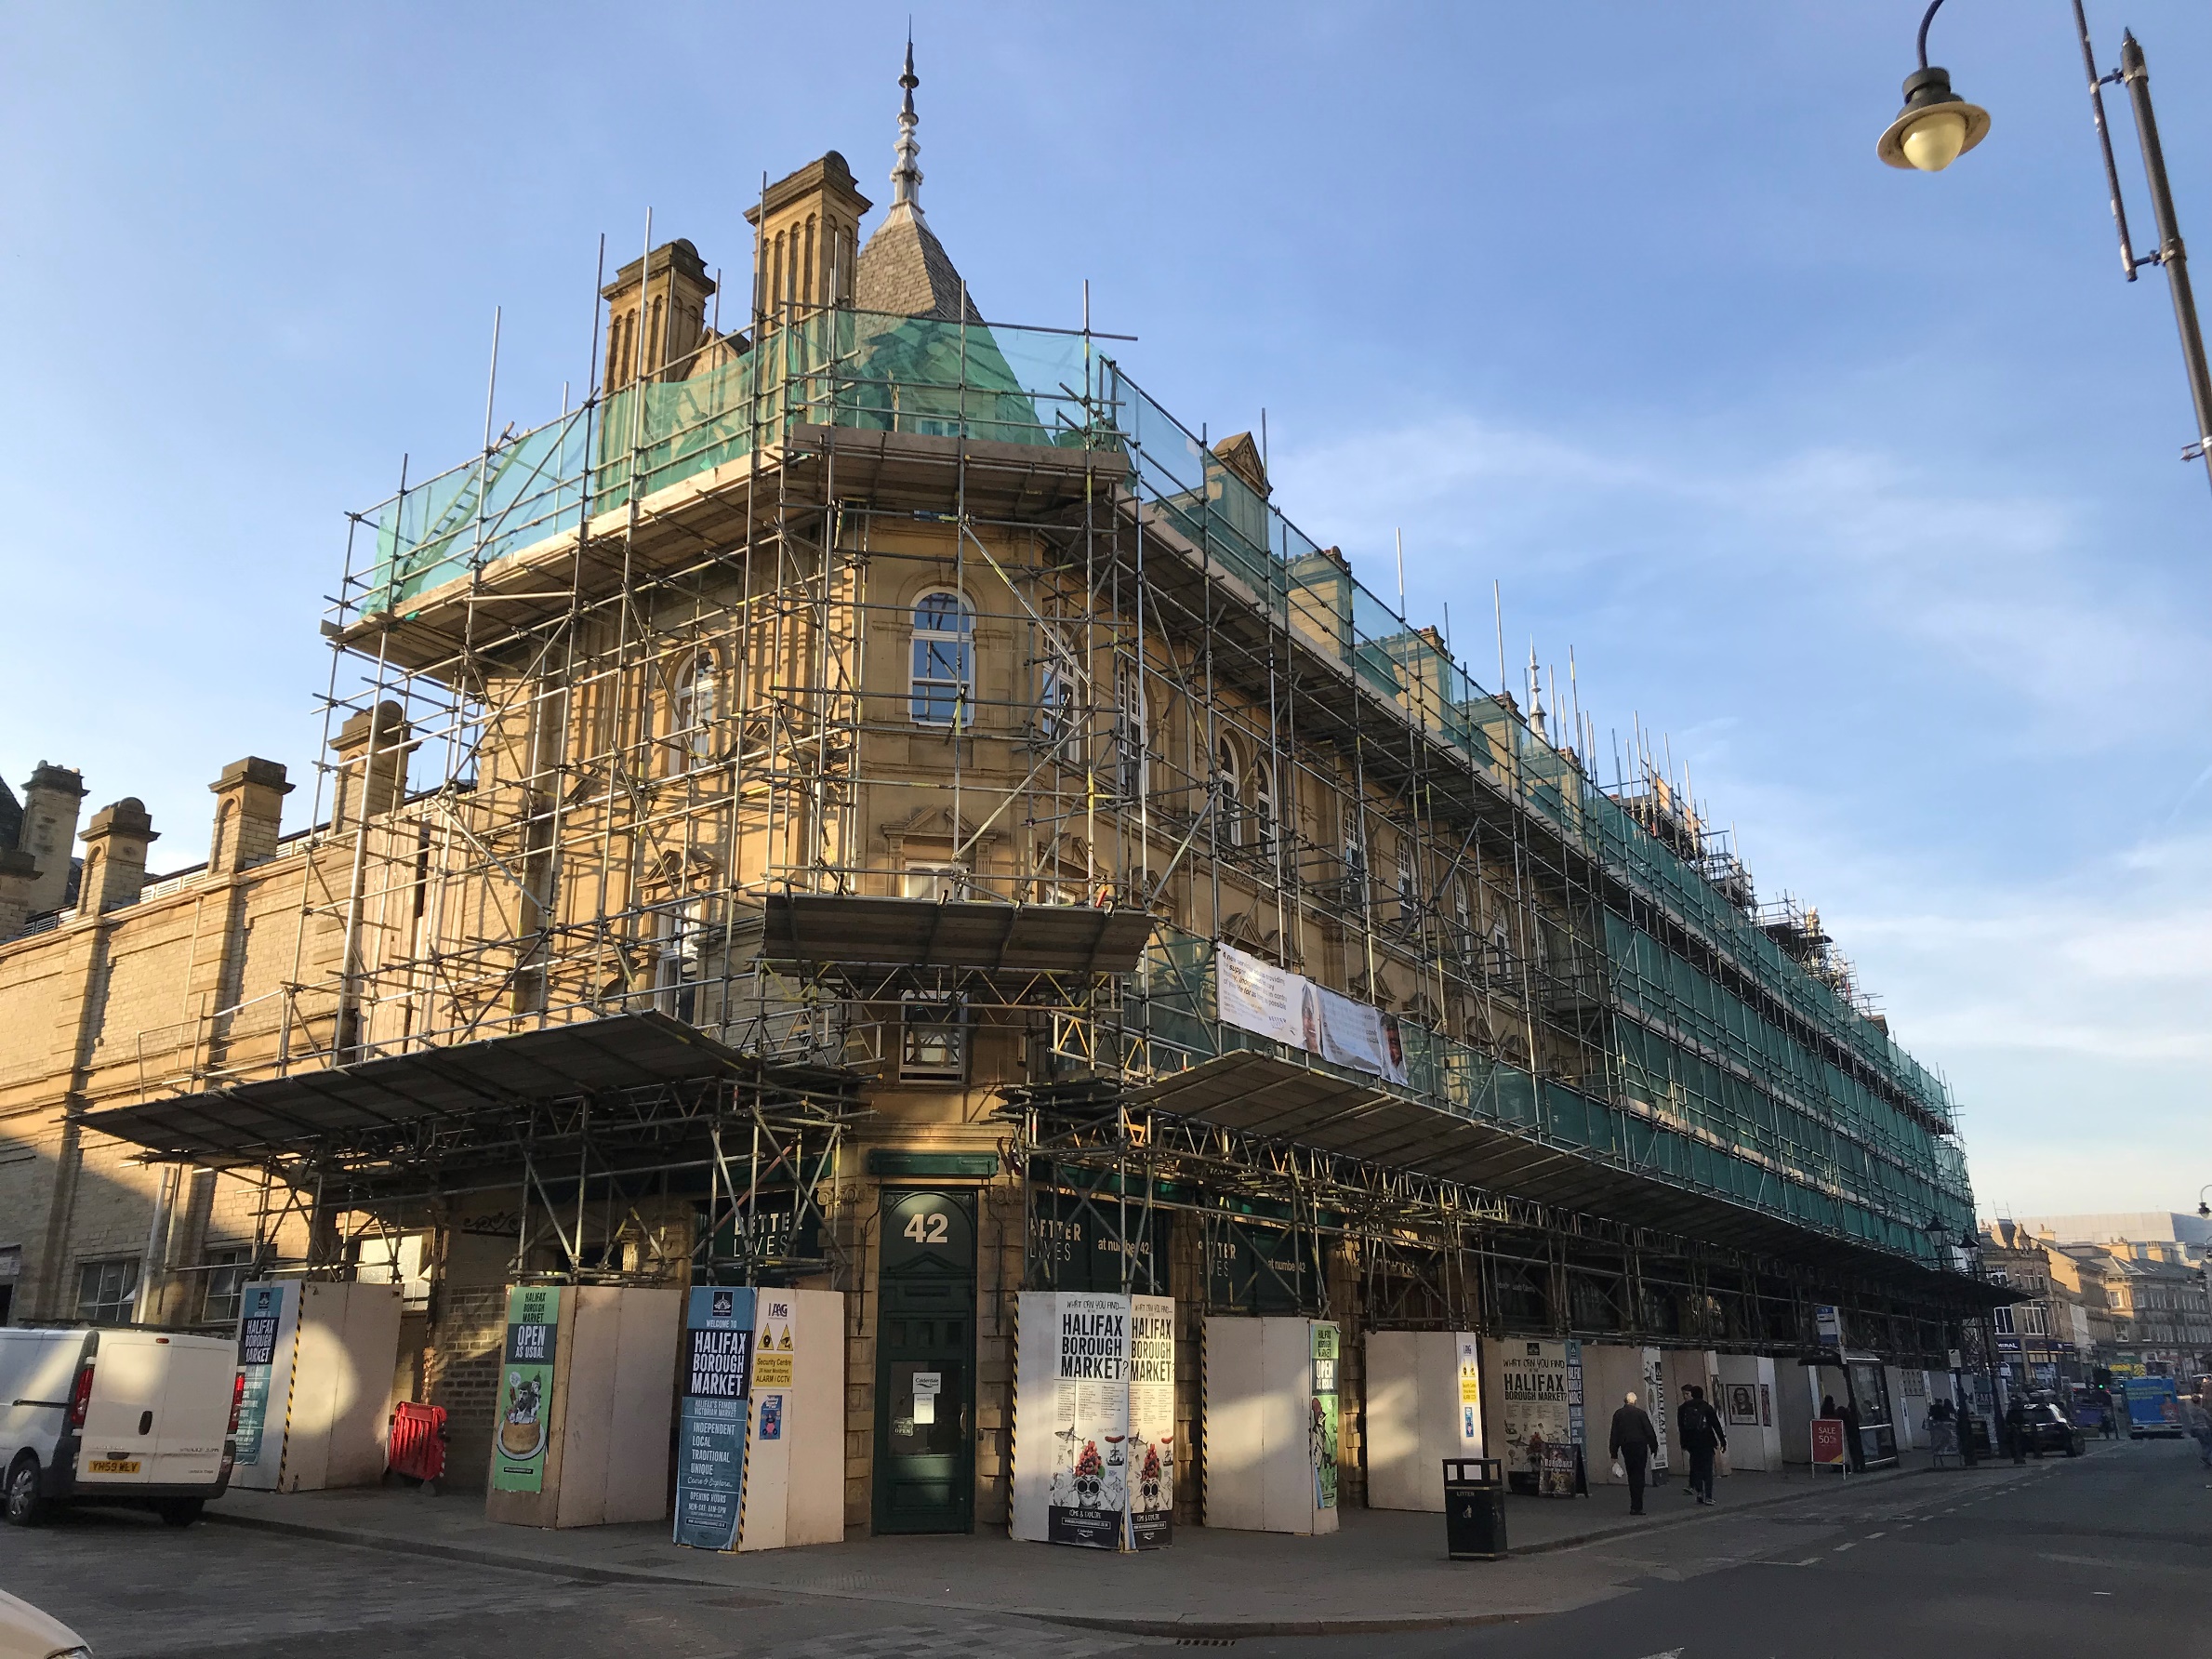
[1676,1385,1727,1506]
[1839,1396,1865,1473]
[2187,1398,2212,1469]
[2004,1396,2029,1465]
[1609,1389,1661,1516]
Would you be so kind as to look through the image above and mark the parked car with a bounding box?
[2015,1399,2085,1456]
[1,1325,237,1527]
[0,1585,90,1659]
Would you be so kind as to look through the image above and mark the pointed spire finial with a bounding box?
[891,32,924,213]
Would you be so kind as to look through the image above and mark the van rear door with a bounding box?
[77,1331,163,1485]
[151,1336,232,1487]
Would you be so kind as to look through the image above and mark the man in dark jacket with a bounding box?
[2004,1396,2030,1465]
[1676,1385,1728,1506]
[1609,1389,1661,1516]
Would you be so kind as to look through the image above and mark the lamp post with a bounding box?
[1880,0,2212,498]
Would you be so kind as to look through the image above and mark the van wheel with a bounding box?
[156,1498,204,1528]
[4,1455,46,1528]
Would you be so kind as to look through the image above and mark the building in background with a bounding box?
[0,48,1997,1533]
[1980,1220,2107,1391]
[2016,1215,2211,1380]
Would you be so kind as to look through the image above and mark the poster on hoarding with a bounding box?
[1641,1349,1671,1474]
[231,1281,298,1474]
[1129,1295,1175,1548]
[1499,1340,1576,1496]
[1047,1292,1131,1548]
[1311,1322,1341,1509]
[492,1286,561,1493]
[1457,1336,1485,1453]
[674,1285,754,1549]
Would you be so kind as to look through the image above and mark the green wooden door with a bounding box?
[872,1188,977,1533]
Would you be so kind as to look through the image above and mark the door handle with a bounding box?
[139,1411,153,1436]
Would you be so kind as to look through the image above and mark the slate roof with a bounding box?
[854,203,982,324]
[0,778,19,854]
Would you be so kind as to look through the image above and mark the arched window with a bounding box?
[1342,816,1369,915]
[669,649,721,771]
[1037,633,1075,746]
[910,591,974,724]
[1250,756,1276,853]
[1113,656,1149,799]
[1213,737,1240,846]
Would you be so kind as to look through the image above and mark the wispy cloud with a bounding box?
[1268,405,2211,1214]
[1271,410,2205,747]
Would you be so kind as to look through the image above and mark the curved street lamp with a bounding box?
[1877,0,2212,498]
[1878,2,1991,172]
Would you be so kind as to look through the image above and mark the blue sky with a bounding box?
[3,3,2205,1215]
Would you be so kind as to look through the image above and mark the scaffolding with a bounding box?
[246,260,1971,1281]
[1006,1083,1983,1361]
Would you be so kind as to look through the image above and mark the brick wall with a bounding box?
[426,1284,507,1493]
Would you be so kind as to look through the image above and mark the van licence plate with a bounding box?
[86,1458,140,1475]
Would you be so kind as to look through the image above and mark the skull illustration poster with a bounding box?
[1128,1294,1175,1548]
[1048,1292,1130,1548]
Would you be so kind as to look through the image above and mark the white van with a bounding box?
[1,1326,236,1527]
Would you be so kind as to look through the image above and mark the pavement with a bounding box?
[5,1437,2182,1658]
[192,1446,1986,1637]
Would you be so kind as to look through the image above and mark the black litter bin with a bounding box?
[1443,1458,1507,1560]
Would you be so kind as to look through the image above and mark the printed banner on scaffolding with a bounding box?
[1215,942,1406,1084]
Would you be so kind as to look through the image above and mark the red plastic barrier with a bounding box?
[387,1400,448,1485]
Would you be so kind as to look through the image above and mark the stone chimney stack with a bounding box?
[18,762,87,917]
[601,238,718,392]
[0,846,40,938]
[208,757,293,874]
[332,702,416,831]
[78,798,158,915]
[746,155,869,322]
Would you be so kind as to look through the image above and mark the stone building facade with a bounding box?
[0,51,1992,1535]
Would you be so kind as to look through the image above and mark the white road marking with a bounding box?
[1636,1650,1684,1658]
[1832,1542,1856,1552]
[1865,1532,1886,1539]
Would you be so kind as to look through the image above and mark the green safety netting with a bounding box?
[353,307,1973,1259]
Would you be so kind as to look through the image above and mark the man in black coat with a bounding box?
[1676,1385,1728,1506]
[1609,1389,1661,1516]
